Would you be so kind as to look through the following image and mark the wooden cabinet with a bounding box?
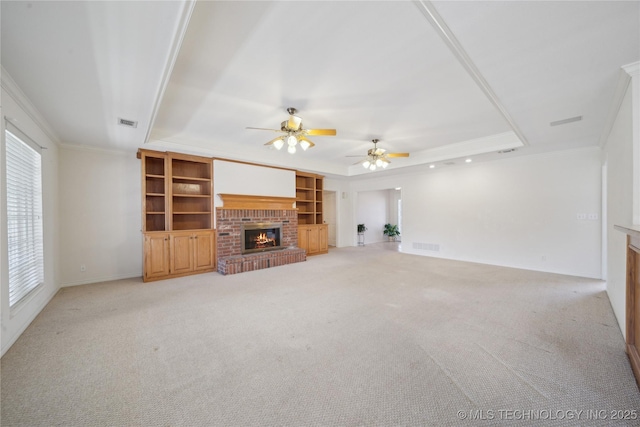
[170,232,194,275]
[318,224,328,253]
[143,233,170,279]
[143,230,215,282]
[139,149,216,282]
[615,225,640,388]
[193,230,215,271]
[296,171,328,256]
[298,224,328,256]
[170,230,216,275]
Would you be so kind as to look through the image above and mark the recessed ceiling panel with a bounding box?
[151,1,513,174]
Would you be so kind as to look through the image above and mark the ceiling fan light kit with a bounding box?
[247,107,336,154]
[299,140,311,151]
[351,139,409,172]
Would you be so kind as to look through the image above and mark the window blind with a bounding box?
[5,126,44,307]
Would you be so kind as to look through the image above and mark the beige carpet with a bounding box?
[2,243,639,426]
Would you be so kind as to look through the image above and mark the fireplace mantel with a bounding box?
[218,194,296,210]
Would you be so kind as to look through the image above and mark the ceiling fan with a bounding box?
[349,139,410,171]
[246,107,336,154]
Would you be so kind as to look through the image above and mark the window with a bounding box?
[5,125,44,307]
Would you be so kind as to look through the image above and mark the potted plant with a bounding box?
[383,223,400,241]
[357,224,367,246]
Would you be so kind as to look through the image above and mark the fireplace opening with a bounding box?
[242,222,283,254]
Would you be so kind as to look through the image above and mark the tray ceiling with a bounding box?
[2,1,638,176]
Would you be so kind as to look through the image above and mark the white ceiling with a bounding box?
[2,1,639,177]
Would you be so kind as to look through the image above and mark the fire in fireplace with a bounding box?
[241,222,283,254]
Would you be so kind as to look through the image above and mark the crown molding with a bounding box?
[59,142,133,157]
[623,61,640,77]
[1,67,61,145]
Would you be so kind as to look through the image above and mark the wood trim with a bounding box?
[218,194,296,210]
[615,224,640,239]
[627,235,640,387]
[617,226,640,389]
[628,343,640,389]
[167,151,213,163]
[137,148,314,175]
[212,157,297,173]
[295,170,325,179]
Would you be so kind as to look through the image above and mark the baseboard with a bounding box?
[627,344,640,391]
[59,272,142,288]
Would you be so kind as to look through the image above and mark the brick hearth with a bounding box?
[216,207,305,275]
[217,247,306,275]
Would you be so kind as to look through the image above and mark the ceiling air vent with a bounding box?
[550,115,582,127]
[498,148,517,154]
[443,161,455,166]
[118,118,138,128]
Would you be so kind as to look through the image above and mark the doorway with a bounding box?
[323,191,337,247]
[355,188,402,245]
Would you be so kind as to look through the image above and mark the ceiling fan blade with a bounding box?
[264,136,285,146]
[247,127,283,132]
[374,148,386,156]
[287,115,302,131]
[304,128,336,136]
[387,153,410,158]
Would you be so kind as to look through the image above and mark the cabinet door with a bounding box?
[308,226,320,254]
[193,231,215,271]
[298,226,309,253]
[318,224,328,253]
[144,233,170,280]
[170,233,193,274]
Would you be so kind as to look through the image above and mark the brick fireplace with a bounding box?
[216,194,306,275]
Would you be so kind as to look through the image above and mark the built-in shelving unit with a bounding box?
[296,171,328,255]
[171,156,212,230]
[142,151,167,232]
[296,171,324,225]
[138,149,215,281]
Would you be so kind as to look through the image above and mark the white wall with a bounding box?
[213,160,295,207]
[58,146,141,286]
[56,156,297,287]
[324,177,349,247]
[604,85,634,338]
[1,84,60,356]
[356,189,390,244]
[346,148,602,279]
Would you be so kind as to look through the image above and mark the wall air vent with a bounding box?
[118,118,138,128]
[550,115,582,127]
[413,242,440,252]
